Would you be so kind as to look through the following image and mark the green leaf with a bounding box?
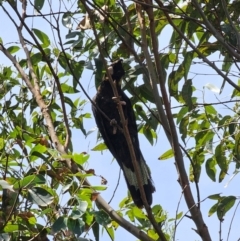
[71,60,85,80]
[208,203,218,217]
[217,196,236,220]
[190,148,204,183]
[13,174,45,189]
[179,116,189,143]
[177,106,188,124]
[168,65,184,98]
[136,84,155,103]
[204,105,217,115]
[7,46,20,54]
[31,52,42,65]
[0,138,4,150]
[67,218,85,235]
[219,169,227,183]
[94,58,104,88]
[92,222,99,241]
[151,205,163,216]
[28,216,37,225]
[235,132,240,162]
[62,12,72,29]
[229,119,236,138]
[34,0,45,10]
[78,200,88,215]
[182,79,193,110]
[208,194,221,200]
[215,144,228,172]
[105,226,114,241]
[94,210,111,227]
[83,210,94,226]
[135,104,148,122]
[4,224,26,232]
[28,187,54,206]
[195,130,214,147]
[91,143,107,151]
[32,28,50,48]
[90,186,107,191]
[158,149,174,160]
[218,115,231,127]
[52,216,67,233]
[119,196,129,208]
[182,52,193,79]
[132,206,147,219]
[205,158,216,182]
[30,144,47,162]
[126,209,134,222]
[143,124,154,145]
[61,83,76,93]
[147,229,158,240]
[176,211,183,219]
[222,54,232,72]
[73,153,89,165]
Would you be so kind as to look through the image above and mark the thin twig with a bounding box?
[155,0,240,92]
[108,168,121,204]
[5,3,72,151]
[219,219,222,241]
[227,200,240,241]
[173,186,185,241]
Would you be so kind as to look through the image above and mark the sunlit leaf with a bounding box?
[205,83,220,93]
[73,153,90,165]
[13,174,45,189]
[158,149,174,160]
[91,143,107,151]
[204,105,217,115]
[176,211,183,219]
[90,186,107,191]
[30,144,47,162]
[62,12,72,29]
[147,229,158,240]
[0,180,15,192]
[105,226,114,241]
[61,83,76,93]
[4,224,26,232]
[32,28,50,48]
[28,187,54,206]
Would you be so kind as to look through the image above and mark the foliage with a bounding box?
[0,0,240,241]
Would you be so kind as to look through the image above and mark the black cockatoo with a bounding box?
[92,59,155,208]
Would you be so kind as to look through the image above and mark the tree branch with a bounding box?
[3,2,72,151]
[146,1,212,240]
